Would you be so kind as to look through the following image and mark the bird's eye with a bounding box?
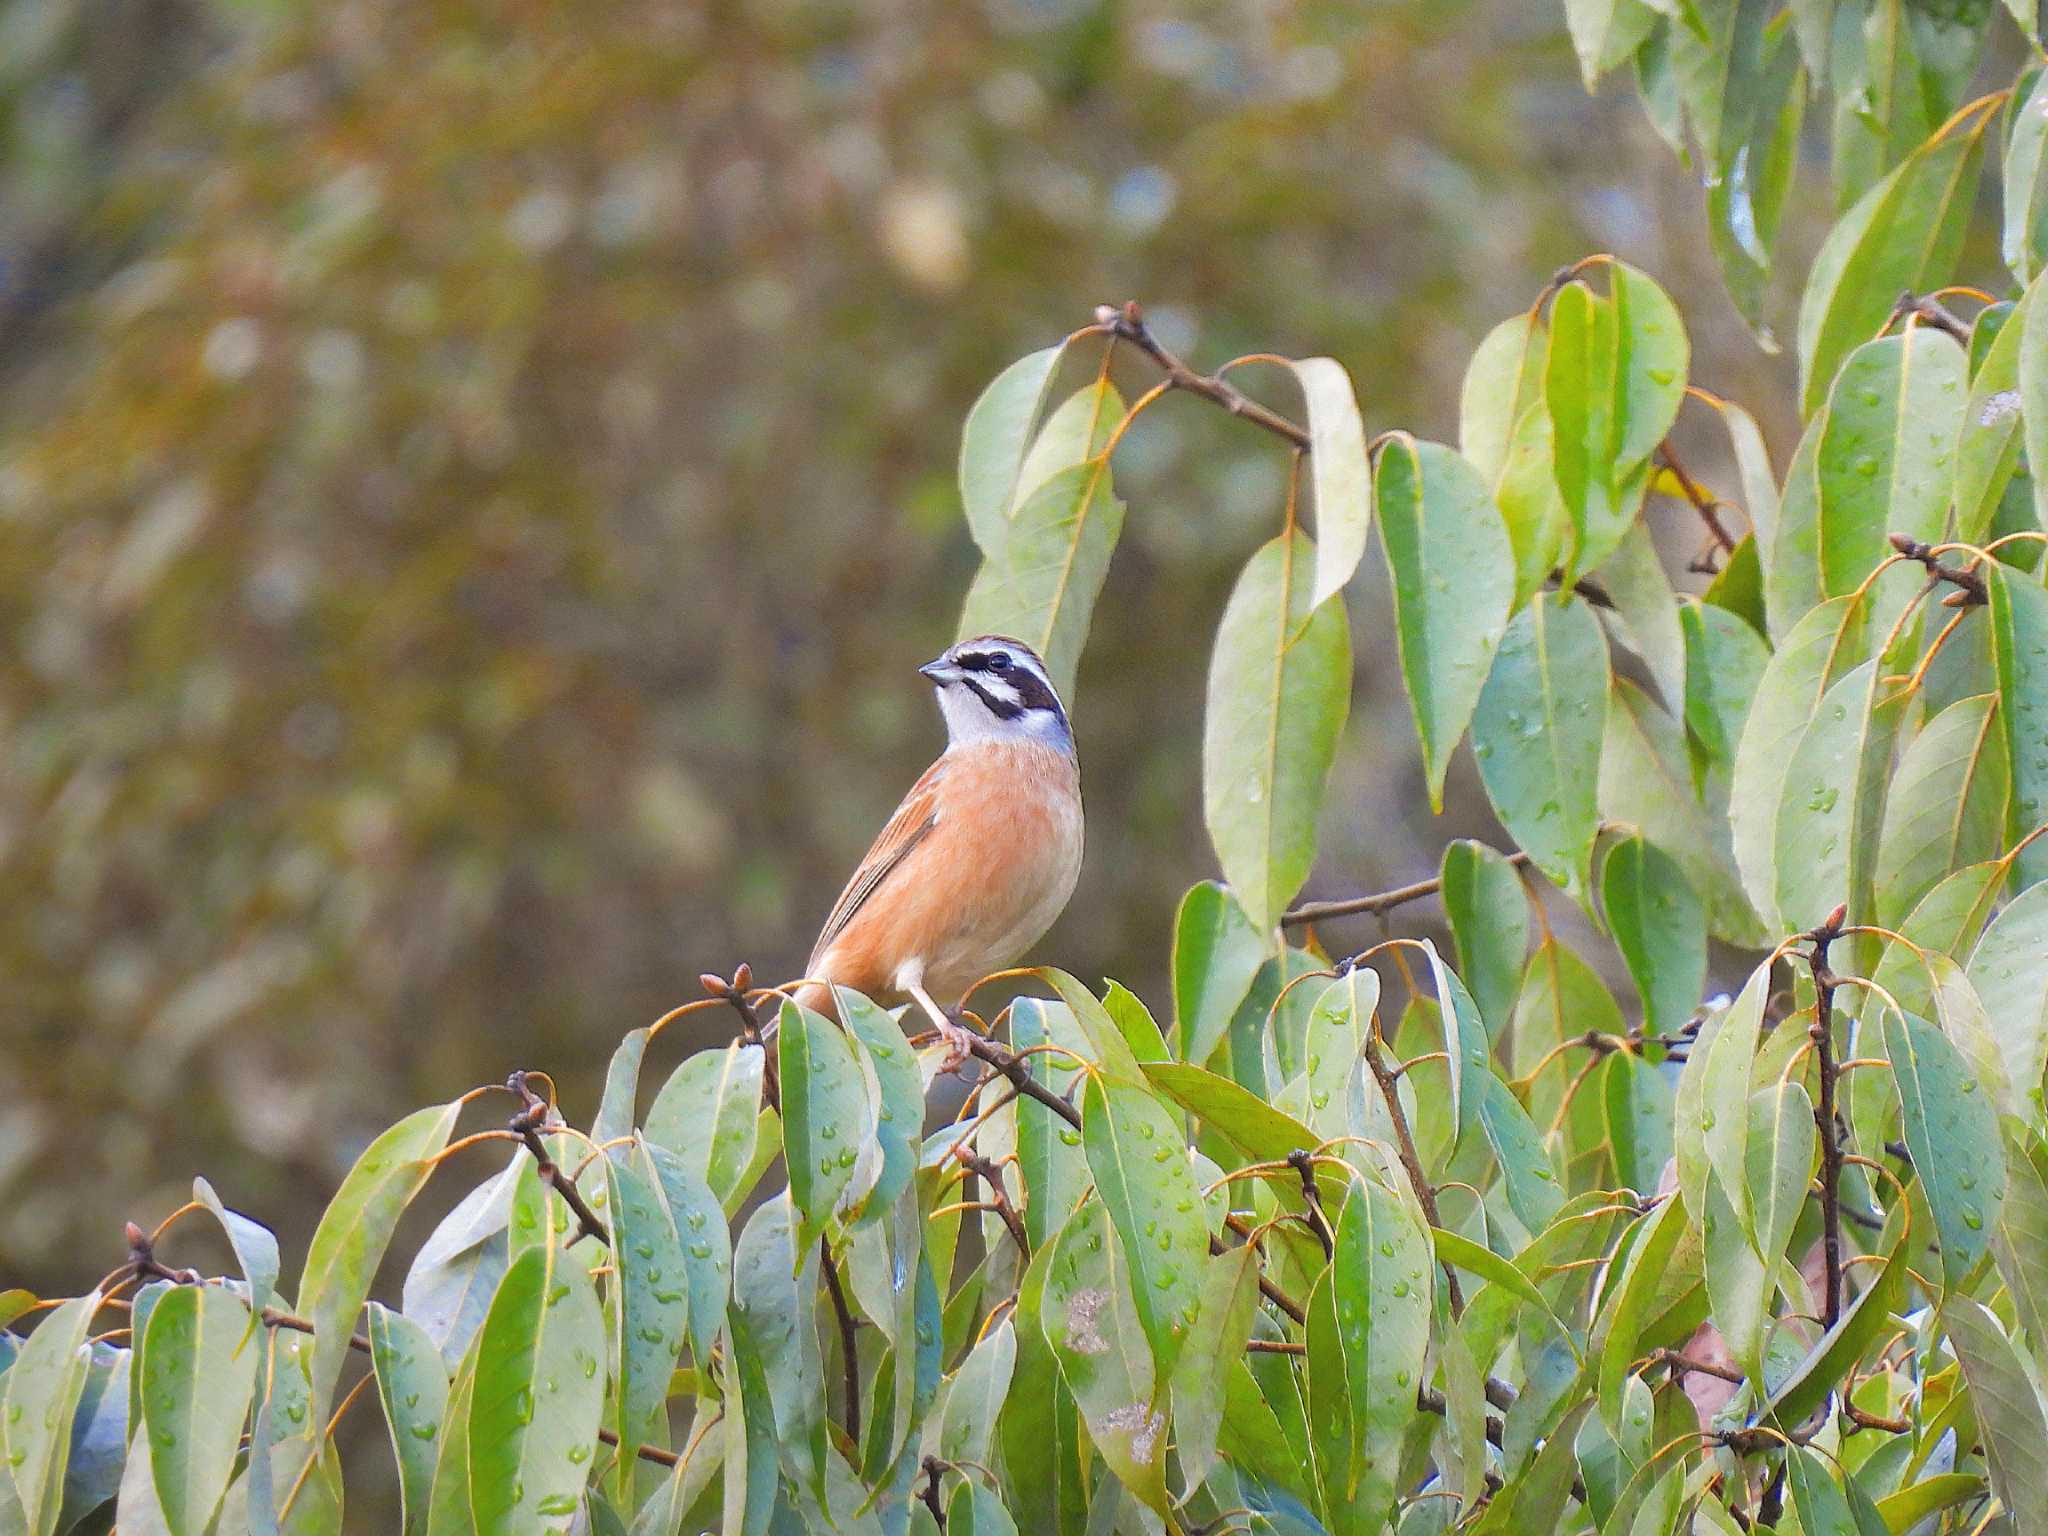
[988,653,1012,673]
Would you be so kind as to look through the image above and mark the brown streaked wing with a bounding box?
[806,757,945,967]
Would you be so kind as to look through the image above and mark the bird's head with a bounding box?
[919,636,1072,752]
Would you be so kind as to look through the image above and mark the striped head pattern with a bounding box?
[919,635,1072,751]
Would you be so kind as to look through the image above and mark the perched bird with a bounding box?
[795,635,1083,1067]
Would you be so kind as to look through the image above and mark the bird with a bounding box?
[793,634,1084,1069]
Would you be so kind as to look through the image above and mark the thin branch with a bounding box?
[1361,1026,1463,1314]
[1282,850,1530,928]
[1287,1150,1335,1260]
[1886,533,1987,607]
[1886,290,1973,345]
[1094,301,1311,449]
[1217,1216,1308,1325]
[819,1237,861,1452]
[1655,441,1738,554]
[701,966,781,1112]
[1653,1347,1745,1385]
[960,1035,1081,1131]
[955,1149,1030,1257]
[1805,904,1848,1329]
[507,1071,611,1247]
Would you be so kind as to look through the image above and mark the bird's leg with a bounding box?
[907,980,978,1074]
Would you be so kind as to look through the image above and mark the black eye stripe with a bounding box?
[961,679,1024,719]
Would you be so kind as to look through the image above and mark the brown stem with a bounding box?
[1655,441,1738,554]
[1886,533,1988,607]
[1805,905,1848,1330]
[1887,290,1972,345]
[701,966,781,1112]
[819,1237,861,1452]
[507,1072,611,1247]
[961,1035,1081,1131]
[1654,1347,1746,1385]
[1217,1215,1308,1325]
[955,1149,1030,1257]
[1287,1150,1335,1260]
[1361,1026,1463,1314]
[1095,301,1311,449]
[1282,850,1530,928]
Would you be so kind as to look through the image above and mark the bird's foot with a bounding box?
[935,1010,981,1076]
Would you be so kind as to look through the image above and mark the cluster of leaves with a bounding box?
[1565,0,2048,336]
[12,13,2048,1531]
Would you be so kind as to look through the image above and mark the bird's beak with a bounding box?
[918,656,958,683]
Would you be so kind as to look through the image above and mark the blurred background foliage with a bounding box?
[2,0,1849,1295]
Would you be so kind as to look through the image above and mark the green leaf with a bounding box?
[1080,1075,1210,1385]
[299,1099,459,1418]
[1545,265,1687,576]
[422,1330,479,1536]
[778,999,874,1255]
[1765,412,1828,639]
[1600,675,1766,945]
[1600,834,1705,1039]
[1472,591,1610,902]
[1874,692,2008,925]
[1565,0,1662,88]
[1304,1175,1432,1533]
[1373,435,1513,807]
[402,1173,513,1376]
[603,1152,688,1494]
[2007,65,2048,283]
[956,455,1126,702]
[1677,962,1770,1231]
[1000,1238,1088,1536]
[1687,585,1769,761]
[945,1481,1018,1536]
[365,1303,447,1535]
[2024,261,2048,536]
[139,1286,255,1536]
[834,987,924,1223]
[1772,657,1910,932]
[1171,882,1266,1065]
[1202,528,1352,932]
[1141,1061,1316,1165]
[1168,1244,1261,1489]
[645,1042,766,1213]
[1700,1175,1769,1385]
[1944,1297,2048,1525]
[1593,1195,1686,1426]
[1430,1226,1578,1350]
[959,345,1066,553]
[592,1028,648,1147]
[1037,969,1147,1085]
[1010,999,1091,1250]
[729,1197,826,1499]
[1884,1006,2006,1291]
[721,1309,779,1536]
[1966,879,2048,1125]
[625,1407,723,1536]
[1994,1127,2048,1357]
[1463,314,1569,608]
[1416,938,1491,1145]
[1730,593,1869,925]
[1440,841,1528,1037]
[1815,330,1967,608]
[1987,564,2048,891]
[193,1177,280,1330]
[4,1292,99,1536]
[467,1238,606,1533]
[1288,357,1373,610]
[1040,1201,1169,1516]
[1479,1071,1567,1231]
[1796,95,1994,415]
[1693,6,1806,334]
[1597,521,1686,712]
[1601,1050,1674,1198]
[1745,1080,1816,1268]
[925,1319,1014,1470]
[1956,282,2035,544]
